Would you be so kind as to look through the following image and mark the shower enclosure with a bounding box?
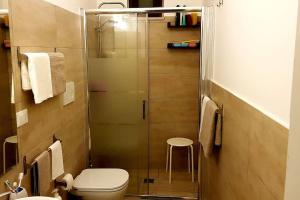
[83,6,202,199]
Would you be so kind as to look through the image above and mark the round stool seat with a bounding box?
[167,137,193,147]
[5,136,18,144]
[166,137,194,183]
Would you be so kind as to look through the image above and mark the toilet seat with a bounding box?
[73,168,129,192]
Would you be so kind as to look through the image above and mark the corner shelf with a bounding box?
[167,43,200,49]
[167,22,201,29]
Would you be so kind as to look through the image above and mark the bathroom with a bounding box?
[0,0,300,200]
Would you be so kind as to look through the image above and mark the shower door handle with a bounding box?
[142,100,146,120]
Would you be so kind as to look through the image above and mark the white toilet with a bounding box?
[71,168,129,200]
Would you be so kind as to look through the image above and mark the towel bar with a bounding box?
[23,134,62,175]
[16,46,58,64]
[216,104,224,116]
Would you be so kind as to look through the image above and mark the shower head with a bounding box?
[95,16,127,32]
[95,19,118,32]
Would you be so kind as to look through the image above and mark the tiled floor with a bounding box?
[126,168,198,198]
[124,197,141,200]
[149,169,198,198]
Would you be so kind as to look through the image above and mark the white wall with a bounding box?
[163,0,201,7]
[284,1,300,198]
[44,0,96,14]
[213,0,298,128]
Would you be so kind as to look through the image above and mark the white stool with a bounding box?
[3,135,18,174]
[166,137,194,183]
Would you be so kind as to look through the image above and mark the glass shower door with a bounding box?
[86,13,149,195]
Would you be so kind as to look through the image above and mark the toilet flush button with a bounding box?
[63,81,75,106]
[16,109,28,128]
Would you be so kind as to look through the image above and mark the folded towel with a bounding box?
[11,74,15,104]
[49,141,64,180]
[199,96,210,135]
[34,151,52,196]
[24,53,53,104]
[48,53,66,96]
[199,99,222,157]
[21,59,31,91]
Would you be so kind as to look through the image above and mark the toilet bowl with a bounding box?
[71,168,129,200]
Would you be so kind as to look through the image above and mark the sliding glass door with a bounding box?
[86,13,149,195]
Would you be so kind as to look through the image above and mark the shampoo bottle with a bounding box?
[175,5,180,26]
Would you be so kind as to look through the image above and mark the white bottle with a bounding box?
[52,189,62,200]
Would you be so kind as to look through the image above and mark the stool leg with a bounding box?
[188,147,190,173]
[15,144,18,163]
[190,145,194,182]
[166,144,169,172]
[169,145,173,184]
[3,141,6,174]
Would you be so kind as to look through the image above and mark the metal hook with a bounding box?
[53,134,61,143]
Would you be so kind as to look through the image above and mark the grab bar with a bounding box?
[98,2,126,9]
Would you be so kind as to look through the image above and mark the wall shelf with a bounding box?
[167,22,200,29]
[167,42,200,49]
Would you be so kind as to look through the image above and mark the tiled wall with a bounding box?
[202,81,288,200]
[0,16,16,174]
[86,15,200,171]
[149,17,200,170]
[0,0,88,196]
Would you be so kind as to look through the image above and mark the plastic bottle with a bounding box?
[175,5,180,26]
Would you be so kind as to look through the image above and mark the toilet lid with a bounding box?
[73,168,129,191]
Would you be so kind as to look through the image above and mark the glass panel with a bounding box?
[86,13,149,195]
[147,15,200,198]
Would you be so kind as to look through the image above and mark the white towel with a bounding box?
[21,60,31,91]
[49,141,64,180]
[24,53,53,104]
[11,74,15,104]
[199,96,210,139]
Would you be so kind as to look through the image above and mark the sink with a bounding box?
[18,197,57,200]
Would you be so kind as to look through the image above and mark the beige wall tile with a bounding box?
[248,114,288,200]
[203,82,289,200]
[150,123,198,168]
[148,19,200,173]
[149,20,200,49]
[55,7,83,48]
[5,0,88,196]
[149,98,198,124]
[149,49,199,75]
[150,74,199,99]
[10,0,57,47]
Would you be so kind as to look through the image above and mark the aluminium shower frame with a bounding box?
[82,6,205,200]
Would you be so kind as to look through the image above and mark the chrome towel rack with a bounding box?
[22,134,61,175]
